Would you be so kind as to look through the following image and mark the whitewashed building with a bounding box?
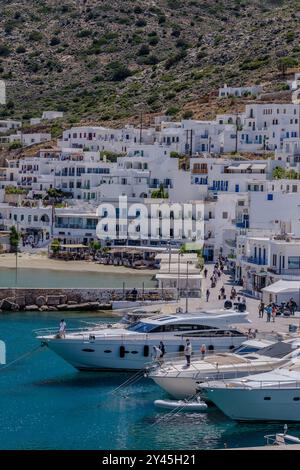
[219,84,262,98]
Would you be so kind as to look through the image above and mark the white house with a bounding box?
[42,111,64,120]
[219,84,262,98]
[0,120,22,134]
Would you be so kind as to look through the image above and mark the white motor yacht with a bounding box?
[148,339,300,399]
[36,309,250,371]
[199,358,300,422]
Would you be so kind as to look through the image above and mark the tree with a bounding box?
[151,183,168,199]
[277,57,298,77]
[272,166,286,179]
[51,239,61,254]
[89,240,101,251]
[9,226,20,253]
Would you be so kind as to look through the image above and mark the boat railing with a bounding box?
[219,378,300,389]
[33,324,114,340]
[150,355,286,380]
[264,433,300,446]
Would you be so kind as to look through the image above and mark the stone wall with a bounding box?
[0,287,177,312]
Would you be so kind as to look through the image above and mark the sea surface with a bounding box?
[0,267,156,288]
[1,312,300,450]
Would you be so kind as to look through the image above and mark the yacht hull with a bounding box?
[152,367,273,399]
[43,336,247,371]
[202,388,300,422]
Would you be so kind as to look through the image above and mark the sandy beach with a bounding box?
[0,253,158,276]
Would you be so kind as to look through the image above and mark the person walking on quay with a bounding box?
[271,304,277,323]
[206,288,210,302]
[266,304,272,323]
[258,301,265,318]
[204,268,208,279]
[289,298,297,316]
[219,285,225,300]
[184,339,192,367]
[231,287,236,300]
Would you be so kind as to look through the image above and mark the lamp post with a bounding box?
[185,260,192,313]
[177,252,182,300]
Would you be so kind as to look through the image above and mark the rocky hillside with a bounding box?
[0,0,299,124]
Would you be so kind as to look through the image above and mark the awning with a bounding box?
[226,163,251,171]
[262,280,300,294]
[251,164,267,170]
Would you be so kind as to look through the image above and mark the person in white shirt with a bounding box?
[59,319,66,338]
[184,339,192,367]
[152,346,162,363]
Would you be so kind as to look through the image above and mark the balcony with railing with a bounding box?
[192,168,208,175]
[55,223,97,230]
[241,256,268,266]
[268,267,300,278]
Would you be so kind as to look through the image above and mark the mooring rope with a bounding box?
[0,344,46,372]
[109,369,146,395]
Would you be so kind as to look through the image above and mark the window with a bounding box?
[288,257,300,270]
[267,194,273,201]
[273,254,277,266]
[222,212,228,219]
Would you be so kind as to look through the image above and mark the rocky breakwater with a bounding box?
[0,288,176,312]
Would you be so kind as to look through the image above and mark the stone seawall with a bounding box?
[0,288,177,312]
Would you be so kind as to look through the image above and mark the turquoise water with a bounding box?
[1,312,300,450]
[0,267,156,288]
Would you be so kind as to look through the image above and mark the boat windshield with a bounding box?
[127,322,157,333]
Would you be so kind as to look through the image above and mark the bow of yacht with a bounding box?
[199,358,300,421]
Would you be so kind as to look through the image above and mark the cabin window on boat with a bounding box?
[127,323,218,333]
[127,322,157,333]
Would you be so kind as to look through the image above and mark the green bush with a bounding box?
[0,44,11,57]
[166,106,180,116]
[29,31,43,41]
[106,61,132,82]
[9,141,22,150]
[5,185,26,194]
[165,51,186,69]
[50,37,60,46]
[138,44,150,56]
[16,46,26,53]
[135,19,147,27]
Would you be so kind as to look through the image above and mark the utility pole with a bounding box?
[139,111,143,144]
